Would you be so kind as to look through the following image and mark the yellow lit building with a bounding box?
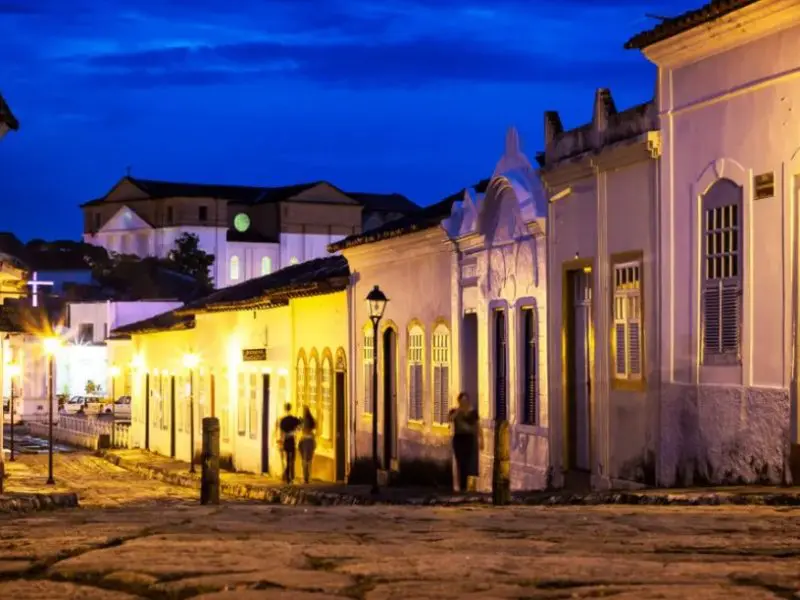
[113,256,350,481]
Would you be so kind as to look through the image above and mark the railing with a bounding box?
[23,413,131,449]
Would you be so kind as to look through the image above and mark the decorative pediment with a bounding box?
[99,205,153,233]
[442,186,485,239]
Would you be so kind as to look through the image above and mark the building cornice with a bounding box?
[340,227,449,268]
[643,0,800,68]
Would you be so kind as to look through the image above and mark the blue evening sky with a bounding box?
[0,0,699,241]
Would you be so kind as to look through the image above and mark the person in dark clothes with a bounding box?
[298,407,317,484]
[449,392,482,493]
[278,403,301,484]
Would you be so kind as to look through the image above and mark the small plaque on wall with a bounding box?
[242,348,267,362]
[754,172,774,200]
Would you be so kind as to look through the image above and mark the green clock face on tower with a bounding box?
[234,213,251,233]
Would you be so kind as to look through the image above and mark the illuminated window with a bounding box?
[431,324,450,424]
[230,255,240,281]
[321,355,333,440]
[407,324,424,422]
[237,371,246,436]
[248,373,258,439]
[261,256,272,275]
[613,262,642,381]
[702,178,742,364]
[362,329,374,414]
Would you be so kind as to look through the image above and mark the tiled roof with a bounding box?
[345,192,420,214]
[111,309,195,336]
[0,93,18,131]
[178,255,349,314]
[625,0,760,49]
[328,179,490,252]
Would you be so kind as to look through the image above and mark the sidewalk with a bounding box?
[98,448,800,506]
[0,460,79,513]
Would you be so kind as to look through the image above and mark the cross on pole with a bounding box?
[27,272,54,308]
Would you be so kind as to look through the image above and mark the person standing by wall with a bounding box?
[449,392,482,493]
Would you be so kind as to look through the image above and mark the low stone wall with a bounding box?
[27,423,99,451]
[0,492,79,513]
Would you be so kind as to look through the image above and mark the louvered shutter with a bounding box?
[628,322,641,376]
[703,283,721,354]
[721,284,740,354]
[433,365,442,424]
[614,322,627,377]
[363,362,371,413]
[440,365,450,423]
[413,364,423,420]
[495,311,507,422]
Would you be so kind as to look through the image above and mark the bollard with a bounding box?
[491,420,511,506]
[201,417,220,505]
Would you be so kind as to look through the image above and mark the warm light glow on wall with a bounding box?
[131,354,145,370]
[43,336,62,355]
[6,363,20,378]
[226,335,241,369]
[182,353,199,369]
[109,365,121,377]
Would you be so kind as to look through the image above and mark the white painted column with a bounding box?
[594,166,611,488]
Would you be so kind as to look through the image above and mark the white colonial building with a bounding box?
[81,177,418,289]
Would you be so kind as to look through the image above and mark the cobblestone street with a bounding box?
[1,495,798,599]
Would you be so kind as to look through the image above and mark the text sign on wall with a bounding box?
[242,348,267,362]
[754,172,774,200]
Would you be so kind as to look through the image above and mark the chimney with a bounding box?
[592,88,617,146]
[544,111,563,149]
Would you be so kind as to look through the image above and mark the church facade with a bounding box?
[81,177,418,289]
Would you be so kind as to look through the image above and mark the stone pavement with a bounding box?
[0,501,798,599]
[2,452,201,509]
[99,448,800,507]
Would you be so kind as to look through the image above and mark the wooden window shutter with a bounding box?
[433,365,442,424]
[628,321,641,376]
[614,322,627,377]
[703,282,721,354]
[721,284,740,354]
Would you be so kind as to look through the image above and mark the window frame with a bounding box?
[431,323,450,426]
[610,252,645,391]
[701,179,743,366]
[407,323,425,423]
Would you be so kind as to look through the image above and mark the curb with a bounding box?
[97,451,800,507]
[0,492,79,514]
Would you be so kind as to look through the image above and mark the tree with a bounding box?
[167,233,215,288]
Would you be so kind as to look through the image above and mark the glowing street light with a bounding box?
[183,353,199,473]
[6,362,20,462]
[42,336,62,486]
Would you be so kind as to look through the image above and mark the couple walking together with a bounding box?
[277,403,316,484]
[449,392,483,493]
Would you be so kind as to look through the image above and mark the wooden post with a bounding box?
[201,417,220,505]
[492,420,511,505]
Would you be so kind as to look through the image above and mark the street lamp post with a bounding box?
[366,285,388,496]
[43,337,61,486]
[183,353,199,474]
[7,363,20,462]
[109,365,120,447]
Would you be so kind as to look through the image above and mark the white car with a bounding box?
[105,396,131,420]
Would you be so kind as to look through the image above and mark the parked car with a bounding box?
[104,396,131,420]
[61,396,88,415]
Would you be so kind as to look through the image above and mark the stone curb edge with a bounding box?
[96,451,800,507]
[0,492,79,514]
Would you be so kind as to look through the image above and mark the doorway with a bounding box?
[493,309,508,421]
[565,267,594,473]
[461,312,480,484]
[382,328,397,470]
[334,369,347,481]
[169,376,176,458]
[144,374,150,450]
[261,374,270,474]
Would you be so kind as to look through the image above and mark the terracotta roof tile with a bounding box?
[625,0,760,50]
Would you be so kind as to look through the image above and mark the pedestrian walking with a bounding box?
[449,392,482,493]
[278,403,301,484]
[298,407,317,484]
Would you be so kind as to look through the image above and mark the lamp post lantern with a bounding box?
[366,285,388,495]
[183,353,199,473]
[7,363,20,462]
[43,336,61,485]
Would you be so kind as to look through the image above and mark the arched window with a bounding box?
[321,354,333,440]
[702,178,743,364]
[431,324,450,424]
[296,354,306,415]
[407,323,424,421]
[308,353,318,420]
[290,256,299,265]
[261,256,272,276]
[230,255,240,281]
[362,327,374,414]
